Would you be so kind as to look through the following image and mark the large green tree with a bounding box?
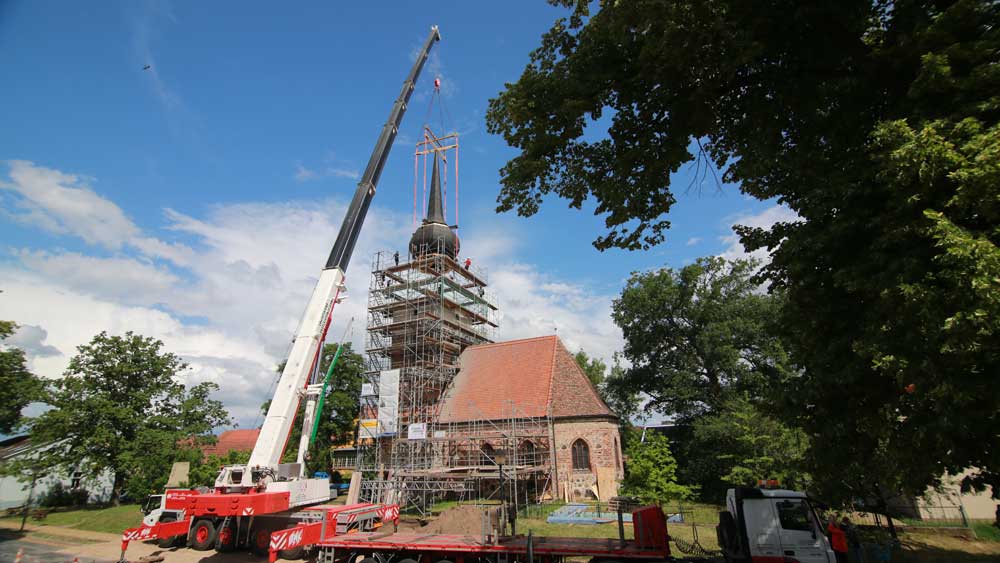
[573,349,607,387]
[611,257,791,421]
[0,321,44,434]
[270,342,364,474]
[488,0,1000,501]
[610,257,802,499]
[692,396,810,500]
[621,430,692,504]
[27,332,230,503]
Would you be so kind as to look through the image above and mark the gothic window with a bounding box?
[480,442,495,465]
[519,440,536,465]
[571,439,590,471]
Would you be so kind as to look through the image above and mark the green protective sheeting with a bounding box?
[309,343,344,447]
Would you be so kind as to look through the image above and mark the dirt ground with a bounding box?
[421,505,487,535]
[0,521,266,563]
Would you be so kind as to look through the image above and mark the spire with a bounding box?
[409,153,459,259]
[425,154,445,224]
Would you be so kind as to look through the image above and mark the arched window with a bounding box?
[519,440,536,465]
[480,443,495,465]
[571,439,590,470]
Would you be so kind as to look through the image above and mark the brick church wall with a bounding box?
[552,417,622,501]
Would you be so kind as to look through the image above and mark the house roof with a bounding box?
[200,429,260,458]
[0,435,33,461]
[437,335,616,423]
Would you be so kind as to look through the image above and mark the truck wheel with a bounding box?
[216,520,237,552]
[190,519,218,551]
[156,514,179,548]
[279,546,305,560]
[252,525,274,555]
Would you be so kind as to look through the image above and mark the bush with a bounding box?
[39,482,89,508]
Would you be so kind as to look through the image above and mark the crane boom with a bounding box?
[327,25,442,272]
[118,29,444,562]
[218,25,441,494]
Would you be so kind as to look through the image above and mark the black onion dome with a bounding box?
[409,155,459,258]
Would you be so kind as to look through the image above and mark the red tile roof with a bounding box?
[438,335,615,423]
[200,429,260,458]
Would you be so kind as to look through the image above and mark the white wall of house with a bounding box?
[0,438,114,509]
[920,468,997,521]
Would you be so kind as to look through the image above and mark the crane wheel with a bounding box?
[190,519,218,551]
[216,521,237,552]
[156,514,180,548]
[279,546,305,559]
[251,525,274,555]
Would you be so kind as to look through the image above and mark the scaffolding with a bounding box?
[354,127,556,514]
[356,237,554,514]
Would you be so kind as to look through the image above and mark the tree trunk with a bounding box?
[111,471,124,506]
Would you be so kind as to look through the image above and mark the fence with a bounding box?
[885,500,971,529]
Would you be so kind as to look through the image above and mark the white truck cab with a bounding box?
[717,486,836,563]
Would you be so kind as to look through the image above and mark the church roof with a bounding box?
[437,335,616,423]
[200,429,260,458]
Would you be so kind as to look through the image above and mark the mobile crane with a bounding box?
[119,25,441,560]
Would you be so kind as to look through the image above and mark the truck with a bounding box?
[716,486,837,563]
[264,502,673,563]
[118,24,442,561]
[255,485,835,563]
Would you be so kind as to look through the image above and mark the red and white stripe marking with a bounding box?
[269,528,304,551]
[122,526,155,542]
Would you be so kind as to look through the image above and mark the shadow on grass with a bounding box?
[898,536,1000,563]
[0,529,27,543]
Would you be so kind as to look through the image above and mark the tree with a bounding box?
[611,257,791,422]
[0,321,44,434]
[573,349,607,387]
[269,342,364,474]
[185,449,251,488]
[621,430,691,504]
[600,352,643,426]
[690,396,810,501]
[488,0,1000,500]
[26,332,230,504]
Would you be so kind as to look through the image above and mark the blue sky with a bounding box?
[0,1,791,426]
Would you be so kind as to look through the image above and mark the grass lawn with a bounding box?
[10,501,998,563]
[971,522,1000,542]
[514,501,722,559]
[1,504,143,535]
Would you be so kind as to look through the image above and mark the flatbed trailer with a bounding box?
[266,504,673,563]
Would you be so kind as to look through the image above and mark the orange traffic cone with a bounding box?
[14,548,23,563]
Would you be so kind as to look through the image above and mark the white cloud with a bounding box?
[7,324,60,364]
[490,263,622,368]
[1,161,625,428]
[719,204,800,263]
[294,162,317,182]
[327,168,360,180]
[1,160,140,248]
[0,161,197,265]
[686,237,701,246]
[293,162,360,183]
